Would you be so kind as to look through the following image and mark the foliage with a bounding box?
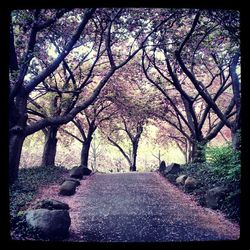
[206,144,240,221]
[206,144,240,181]
[9,165,69,239]
[177,144,240,223]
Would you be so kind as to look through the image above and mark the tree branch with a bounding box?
[24,8,96,94]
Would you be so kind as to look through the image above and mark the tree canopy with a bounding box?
[9,8,240,183]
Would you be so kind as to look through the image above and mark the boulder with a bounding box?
[159,161,167,172]
[205,186,228,209]
[69,166,84,179]
[25,209,71,239]
[59,180,77,196]
[64,177,81,186]
[176,175,188,185]
[34,199,69,210]
[81,166,92,176]
[184,176,197,190]
[165,163,181,175]
[69,166,92,178]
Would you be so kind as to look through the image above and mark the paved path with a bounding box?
[61,172,239,242]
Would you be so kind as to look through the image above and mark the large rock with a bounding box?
[81,166,92,176]
[34,199,69,210]
[176,175,188,185]
[25,209,71,239]
[64,177,81,186]
[159,161,167,172]
[69,166,84,179]
[69,166,92,179]
[165,163,181,175]
[205,186,228,209]
[59,180,77,196]
[184,176,197,190]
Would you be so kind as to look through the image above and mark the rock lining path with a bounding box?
[36,172,240,242]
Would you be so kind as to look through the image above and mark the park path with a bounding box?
[37,172,240,242]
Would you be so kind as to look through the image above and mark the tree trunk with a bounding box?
[81,138,92,167]
[9,94,28,184]
[41,126,59,166]
[191,140,207,163]
[130,142,138,171]
[186,140,193,164]
[91,134,98,171]
[9,133,25,184]
[232,128,241,151]
[185,141,189,164]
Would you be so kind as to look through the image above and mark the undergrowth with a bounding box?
[164,144,240,223]
[9,165,69,240]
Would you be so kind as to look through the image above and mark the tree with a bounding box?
[100,70,151,171]
[89,133,102,171]
[142,9,240,162]
[61,97,115,167]
[105,114,144,172]
[9,8,96,182]
[9,8,172,183]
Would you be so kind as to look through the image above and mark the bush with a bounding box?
[172,144,241,223]
[206,144,240,222]
[206,144,240,182]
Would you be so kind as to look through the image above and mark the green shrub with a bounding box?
[206,144,240,222]
[178,145,241,222]
[206,144,240,182]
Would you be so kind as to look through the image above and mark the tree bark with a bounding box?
[131,142,138,171]
[41,126,59,166]
[9,93,28,184]
[9,18,18,72]
[9,133,25,184]
[186,140,193,164]
[230,53,241,151]
[231,127,241,151]
[190,139,207,163]
[81,137,92,167]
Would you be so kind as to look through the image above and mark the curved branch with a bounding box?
[107,137,132,167]
[24,8,96,94]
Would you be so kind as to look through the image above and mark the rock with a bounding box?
[176,175,188,185]
[69,166,84,179]
[25,209,71,239]
[184,176,197,190]
[165,173,177,183]
[59,180,77,196]
[205,186,228,209]
[64,177,81,186]
[69,166,92,178]
[165,163,181,175]
[81,166,92,176]
[159,161,167,172]
[34,199,69,210]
